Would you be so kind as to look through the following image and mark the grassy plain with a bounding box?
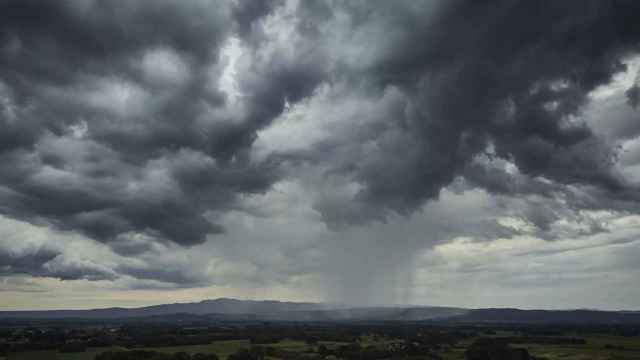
[438,334,640,360]
[518,334,640,360]
[7,339,349,360]
[7,334,640,360]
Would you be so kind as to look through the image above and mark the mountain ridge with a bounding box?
[1,298,639,323]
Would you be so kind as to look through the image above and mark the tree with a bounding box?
[228,349,256,360]
[193,354,219,360]
[172,352,191,360]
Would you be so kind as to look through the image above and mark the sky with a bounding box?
[1,0,640,311]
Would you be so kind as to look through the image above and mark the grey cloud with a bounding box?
[628,84,640,109]
[115,263,204,287]
[0,245,115,281]
[0,247,58,276]
[312,197,387,230]
[280,0,640,228]
[0,0,324,248]
[3,0,640,243]
[42,256,117,281]
[515,236,637,258]
[3,0,640,301]
[232,0,282,39]
[627,69,640,109]
[359,0,638,208]
[0,276,47,293]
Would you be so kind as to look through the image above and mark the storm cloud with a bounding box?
[296,0,640,222]
[1,0,640,308]
[0,0,315,248]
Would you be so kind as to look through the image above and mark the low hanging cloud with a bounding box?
[0,217,116,281]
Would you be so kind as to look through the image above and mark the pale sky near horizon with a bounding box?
[1,0,640,311]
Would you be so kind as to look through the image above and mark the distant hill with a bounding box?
[1,298,639,324]
[0,298,464,321]
[446,308,640,324]
[259,306,468,322]
[0,298,326,319]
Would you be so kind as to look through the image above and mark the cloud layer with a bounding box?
[1,0,640,308]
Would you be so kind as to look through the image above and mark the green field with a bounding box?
[7,334,640,360]
[137,339,252,359]
[6,339,349,360]
[440,339,475,360]
[358,335,401,348]
[519,335,640,360]
[7,346,125,360]
[438,334,640,360]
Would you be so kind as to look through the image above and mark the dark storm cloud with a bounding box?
[0,246,115,281]
[115,263,203,287]
[288,0,640,228]
[3,0,640,291]
[0,0,323,250]
[232,0,282,38]
[628,84,640,109]
[0,247,58,276]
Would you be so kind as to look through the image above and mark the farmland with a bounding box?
[3,322,640,360]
